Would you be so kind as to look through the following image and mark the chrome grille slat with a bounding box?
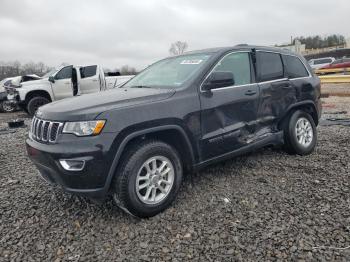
[49,123,59,142]
[30,116,63,144]
[42,122,50,141]
[33,118,39,139]
[40,121,45,139]
[35,119,40,139]
[47,122,53,142]
[37,120,43,140]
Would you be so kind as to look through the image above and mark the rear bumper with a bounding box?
[316,98,322,123]
[26,133,117,199]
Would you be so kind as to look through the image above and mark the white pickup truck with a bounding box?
[0,74,41,112]
[6,64,134,116]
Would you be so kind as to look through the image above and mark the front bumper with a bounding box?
[6,94,20,106]
[0,91,7,101]
[26,132,118,199]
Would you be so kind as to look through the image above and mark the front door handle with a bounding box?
[282,84,293,89]
[245,90,257,96]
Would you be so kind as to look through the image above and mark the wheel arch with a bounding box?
[278,101,319,129]
[104,125,196,193]
[25,90,52,104]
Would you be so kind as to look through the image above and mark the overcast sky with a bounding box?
[0,0,349,70]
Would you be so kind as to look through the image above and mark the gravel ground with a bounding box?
[0,102,350,261]
[322,83,350,97]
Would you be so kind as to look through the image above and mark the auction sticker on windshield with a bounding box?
[180,60,203,65]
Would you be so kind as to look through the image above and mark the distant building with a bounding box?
[276,38,350,59]
[277,40,306,54]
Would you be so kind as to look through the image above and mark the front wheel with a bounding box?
[112,140,183,218]
[283,110,317,155]
[0,100,16,113]
[27,96,50,116]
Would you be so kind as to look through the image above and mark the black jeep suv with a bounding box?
[27,46,321,217]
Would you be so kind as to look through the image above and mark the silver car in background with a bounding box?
[308,57,335,70]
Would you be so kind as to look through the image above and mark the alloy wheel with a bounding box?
[2,101,15,112]
[295,117,313,148]
[135,156,175,205]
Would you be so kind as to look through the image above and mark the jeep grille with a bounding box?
[30,117,63,143]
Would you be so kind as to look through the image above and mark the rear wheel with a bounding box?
[112,140,183,218]
[27,96,49,116]
[283,110,317,155]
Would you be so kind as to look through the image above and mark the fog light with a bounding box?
[59,159,85,171]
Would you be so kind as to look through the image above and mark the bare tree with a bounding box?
[169,41,188,55]
[0,60,53,80]
[120,65,137,75]
[292,34,347,49]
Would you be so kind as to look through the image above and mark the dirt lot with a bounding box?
[0,89,350,261]
[322,83,350,97]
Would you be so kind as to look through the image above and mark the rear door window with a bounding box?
[80,65,97,78]
[256,52,284,82]
[282,55,309,79]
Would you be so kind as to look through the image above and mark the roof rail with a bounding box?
[235,44,249,46]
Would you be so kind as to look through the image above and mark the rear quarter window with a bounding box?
[256,52,284,82]
[282,55,309,79]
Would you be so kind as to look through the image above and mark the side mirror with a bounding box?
[202,71,235,91]
[48,76,55,83]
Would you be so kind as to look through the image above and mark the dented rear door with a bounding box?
[255,51,296,131]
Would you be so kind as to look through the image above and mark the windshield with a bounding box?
[123,53,212,88]
[43,68,58,78]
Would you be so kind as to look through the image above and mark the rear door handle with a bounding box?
[245,90,257,96]
[271,81,292,89]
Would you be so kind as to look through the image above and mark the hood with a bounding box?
[38,87,176,121]
[21,78,48,87]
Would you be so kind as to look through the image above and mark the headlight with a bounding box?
[5,87,16,95]
[63,120,106,136]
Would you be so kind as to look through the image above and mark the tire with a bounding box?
[27,96,50,117]
[112,140,183,218]
[0,100,16,113]
[283,110,317,155]
[20,104,29,114]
